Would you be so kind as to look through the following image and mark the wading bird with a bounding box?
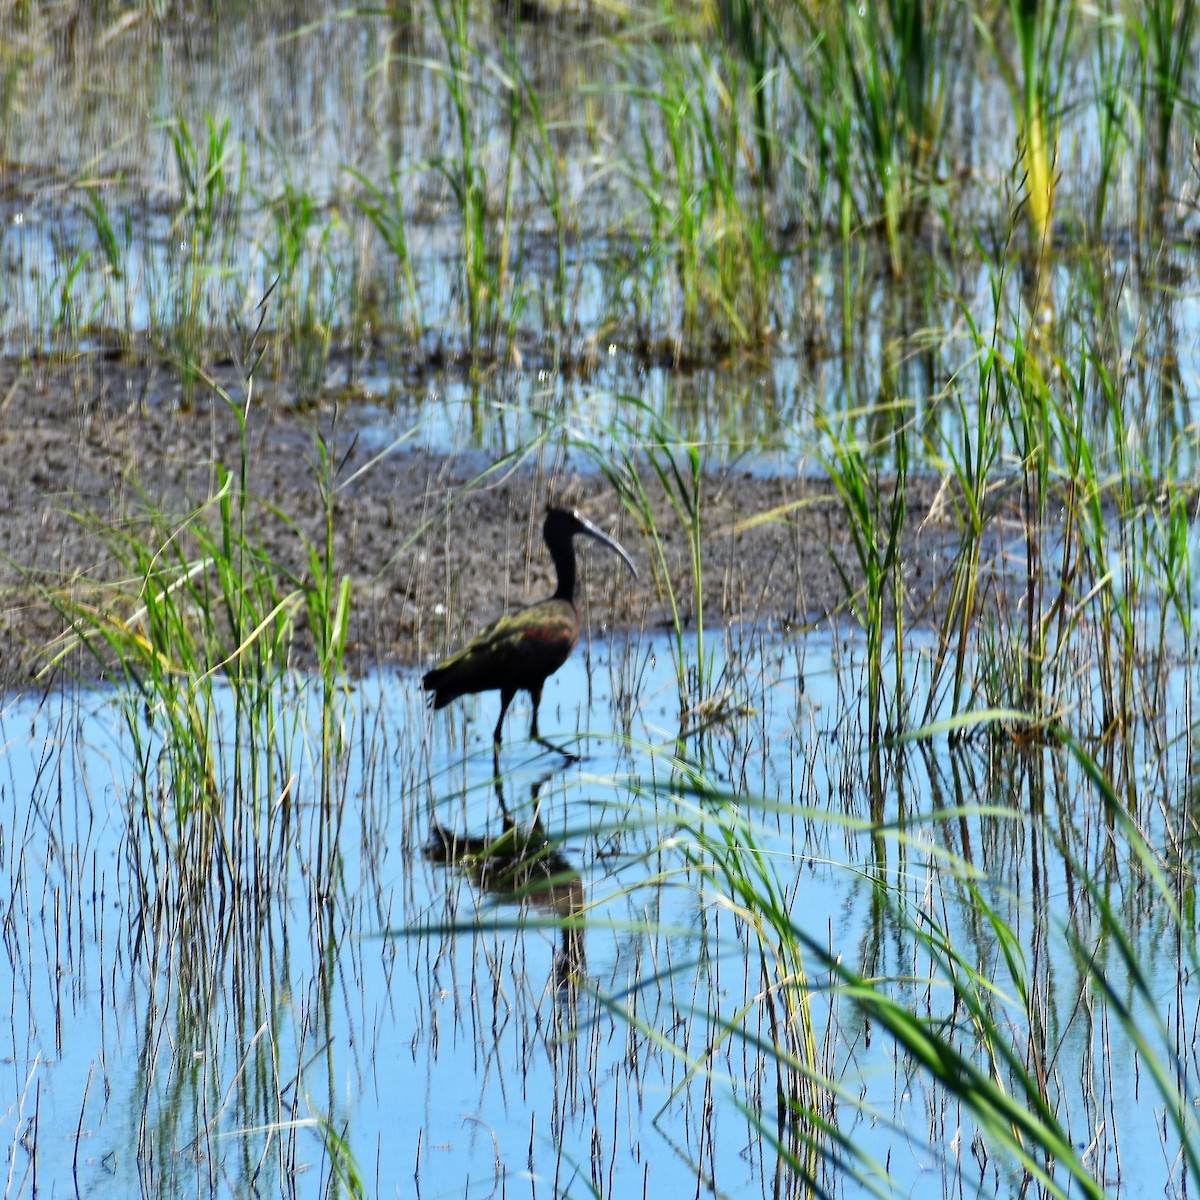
[423,507,637,760]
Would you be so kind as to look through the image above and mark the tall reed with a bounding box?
[819,399,908,812]
[977,0,1075,244]
[575,398,711,723]
[161,112,245,405]
[429,0,494,363]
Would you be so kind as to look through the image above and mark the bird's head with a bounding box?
[544,507,637,579]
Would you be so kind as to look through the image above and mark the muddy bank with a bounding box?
[0,357,970,685]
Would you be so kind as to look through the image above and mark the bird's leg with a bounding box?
[493,774,510,818]
[530,684,580,762]
[493,688,515,773]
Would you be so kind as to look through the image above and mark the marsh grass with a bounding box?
[261,177,341,400]
[54,478,293,886]
[976,0,1075,244]
[1091,1,1132,240]
[429,0,496,364]
[517,62,576,353]
[39,317,355,899]
[159,112,246,405]
[621,32,776,350]
[799,0,959,276]
[919,204,1025,730]
[1135,0,1199,230]
[347,158,424,340]
[78,185,135,350]
[6,3,1200,1197]
[12,305,381,1193]
[819,399,908,808]
[8,1,1199,369]
[573,397,715,724]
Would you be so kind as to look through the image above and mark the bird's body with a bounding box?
[423,507,636,757]
[424,599,577,720]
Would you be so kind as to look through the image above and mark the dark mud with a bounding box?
[0,356,970,685]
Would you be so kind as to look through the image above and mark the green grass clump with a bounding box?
[794,0,959,275]
[1134,0,1198,230]
[981,0,1075,244]
[575,397,715,725]
[43,344,352,891]
[622,35,776,348]
[819,399,908,809]
[262,178,342,401]
[160,113,246,405]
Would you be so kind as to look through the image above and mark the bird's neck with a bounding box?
[550,541,576,603]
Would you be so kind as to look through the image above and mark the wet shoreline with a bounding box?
[0,356,965,684]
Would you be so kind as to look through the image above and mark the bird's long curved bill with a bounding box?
[576,514,638,578]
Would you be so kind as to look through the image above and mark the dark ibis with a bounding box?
[423,507,637,759]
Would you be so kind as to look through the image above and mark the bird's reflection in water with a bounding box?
[425,771,587,1115]
[424,771,586,991]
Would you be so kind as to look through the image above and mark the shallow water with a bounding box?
[3,627,1196,1197]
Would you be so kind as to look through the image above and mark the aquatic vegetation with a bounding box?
[3,2,1195,363]
[1090,0,1132,239]
[2,2,1200,1198]
[1134,0,1198,228]
[41,318,352,878]
[984,0,1075,244]
[819,398,907,807]
[160,112,246,404]
[347,158,424,340]
[262,176,342,401]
